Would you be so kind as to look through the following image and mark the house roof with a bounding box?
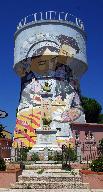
[71,122,103,129]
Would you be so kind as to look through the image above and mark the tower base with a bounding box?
[28,128,62,160]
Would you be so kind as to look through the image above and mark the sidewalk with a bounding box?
[0,189,103,192]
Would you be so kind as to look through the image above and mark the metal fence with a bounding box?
[0,143,103,164]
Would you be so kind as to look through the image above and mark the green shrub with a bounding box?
[37,168,44,174]
[90,156,103,172]
[0,158,6,171]
[48,154,53,161]
[67,148,77,162]
[48,149,77,162]
[53,152,62,161]
[17,147,32,161]
[48,152,62,161]
[99,138,103,148]
[31,153,40,161]
[48,151,62,161]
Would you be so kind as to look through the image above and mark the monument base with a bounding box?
[28,128,62,160]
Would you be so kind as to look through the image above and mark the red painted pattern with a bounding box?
[20,114,40,126]
[16,119,35,132]
[31,119,40,127]
[14,138,25,145]
[15,127,35,143]
[29,114,40,120]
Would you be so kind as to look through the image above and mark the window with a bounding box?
[85,131,94,140]
[85,132,89,140]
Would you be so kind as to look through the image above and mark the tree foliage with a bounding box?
[31,153,40,161]
[0,158,6,171]
[90,156,103,172]
[98,114,103,124]
[0,124,5,138]
[19,147,32,161]
[81,96,102,123]
[99,138,103,148]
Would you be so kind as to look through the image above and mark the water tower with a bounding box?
[13,11,87,153]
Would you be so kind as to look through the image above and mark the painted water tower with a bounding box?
[13,11,87,152]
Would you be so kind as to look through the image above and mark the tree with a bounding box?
[99,138,103,148]
[98,138,103,156]
[81,96,102,123]
[19,147,32,161]
[90,156,103,172]
[0,124,5,138]
[0,158,6,171]
[98,114,103,124]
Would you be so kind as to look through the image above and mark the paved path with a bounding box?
[0,189,103,192]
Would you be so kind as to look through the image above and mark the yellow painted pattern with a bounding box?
[13,107,41,148]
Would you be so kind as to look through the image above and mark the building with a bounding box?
[0,110,11,159]
[0,130,12,159]
[71,123,103,160]
[13,11,88,154]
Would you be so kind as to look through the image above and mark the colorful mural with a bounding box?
[14,61,85,148]
[13,18,87,150]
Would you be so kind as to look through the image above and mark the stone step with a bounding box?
[23,168,79,173]
[21,169,80,175]
[25,164,62,170]
[11,181,89,189]
[18,175,82,182]
[0,189,92,192]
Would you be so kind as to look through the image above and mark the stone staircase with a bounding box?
[11,163,90,190]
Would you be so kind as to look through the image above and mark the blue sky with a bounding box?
[0,0,103,134]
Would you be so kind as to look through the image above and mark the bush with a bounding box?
[19,147,32,161]
[0,158,6,171]
[90,157,103,172]
[48,154,53,161]
[67,148,77,162]
[53,152,62,161]
[31,153,40,161]
[48,152,62,161]
[48,149,77,162]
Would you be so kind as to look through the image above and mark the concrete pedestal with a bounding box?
[28,128,61,159]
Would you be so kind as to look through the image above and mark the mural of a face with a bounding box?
[30,46,59,74]
[17,65,26,77]
[57,35,80,65]
[31,55,49,74]
[18,34,80,76]
[58,35,80,54]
